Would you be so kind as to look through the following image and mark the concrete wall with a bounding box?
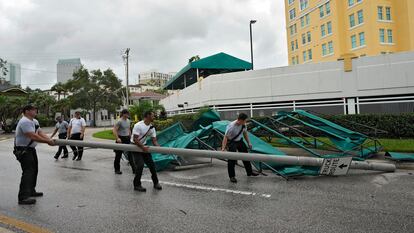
[161,51,414,115]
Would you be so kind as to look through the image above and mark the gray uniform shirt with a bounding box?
[56,121,68,134]
[225,120,247,142]
[116,119,131,137]
[15,116,40,148]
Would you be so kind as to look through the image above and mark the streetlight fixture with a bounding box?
[250,20,257,70]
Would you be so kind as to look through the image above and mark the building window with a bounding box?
[307,31,312,43]
[325,2,331,15]
[349,14,355,28]
[351,35,357,48]
[292,57,296,64]
[300,0,309,11]
[319,6,324,18]
[302,33,306,44]
[328,41,334,54]
[290,24,297,35]
[348,0,354,7]
[386,7,391,21]
[378,6,383,20]
[379,29,385,43]
[305,14,310,25]
[289,0,295,5]
[387,29,393,43]
[359,32,365,46]
[321,24,326,37]
[308,49,313,60]
[289,9,296,20]
[322,44,327,56]
[357,10,364,24]
[327,21,332,34]
[295,40,298,49]
[300,14,309,28]
[291,41,295,51]
[303,51,307,62]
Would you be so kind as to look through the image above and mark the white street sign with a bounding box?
[319,157,353,176]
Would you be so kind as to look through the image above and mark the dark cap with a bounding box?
[121,109,129,115]
[22,104,37,113]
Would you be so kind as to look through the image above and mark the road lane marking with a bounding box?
[0,213,52,233]
[142,179,271,198]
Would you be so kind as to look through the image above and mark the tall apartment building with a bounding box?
[4,62,21,85]
[137,70,173,87]
[57,58,82,83]
[285,0,414,65]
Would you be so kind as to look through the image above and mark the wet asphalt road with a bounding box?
[0,131,413,233]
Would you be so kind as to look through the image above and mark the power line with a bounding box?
[20,67,74,75]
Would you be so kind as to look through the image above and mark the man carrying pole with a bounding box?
[221,113,259,183]
[13,105,54,205]
[131,110,162,192]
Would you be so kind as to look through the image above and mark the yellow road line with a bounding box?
[0,214,52,233]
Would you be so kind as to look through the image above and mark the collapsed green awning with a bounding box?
[163,52,252,90]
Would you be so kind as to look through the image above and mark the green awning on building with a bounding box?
[163,52,252,90]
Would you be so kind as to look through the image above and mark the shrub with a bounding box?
[253,113,414,138]
[36,114,55,127]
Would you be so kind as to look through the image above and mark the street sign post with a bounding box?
[319,157,353,176]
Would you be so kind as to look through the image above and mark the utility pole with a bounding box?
[123,48,130,108]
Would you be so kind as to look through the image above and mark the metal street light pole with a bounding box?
[54,139,396,173]
[250,20,257,70]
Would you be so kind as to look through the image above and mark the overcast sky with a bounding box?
[0,0,287,89]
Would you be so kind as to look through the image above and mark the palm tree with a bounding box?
[188,55,200,63]
[50,82,67,101]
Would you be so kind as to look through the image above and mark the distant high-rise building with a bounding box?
[285,0,414,65]
[3,62,21,85]
[137,70,173,87]
[57,58,82,83]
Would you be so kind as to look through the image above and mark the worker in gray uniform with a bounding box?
[113,109,135,174]
[50,116,69,159]
[13,105,54,205]
[221,113,259,183]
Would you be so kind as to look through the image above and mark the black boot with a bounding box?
[134,186,146,192]
[18,198,36,205]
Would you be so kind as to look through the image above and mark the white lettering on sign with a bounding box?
[319,157,352,176]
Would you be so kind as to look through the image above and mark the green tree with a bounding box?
[0,96,26,133]
[66,67,123,126]
[129,100,165,121]
[26,89,56,118]
[50,82,67,100]
[188,55,200,63]
[52,98,71,119]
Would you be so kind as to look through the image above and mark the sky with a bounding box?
[0,0,288,89]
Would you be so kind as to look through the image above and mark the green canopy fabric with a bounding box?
[149,110,322,176]
[385,152,414,162]
[163,52,252,89]
[192,110,221,131]
[147,123,211,171]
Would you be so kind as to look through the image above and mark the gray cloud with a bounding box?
[0,0,287,89]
